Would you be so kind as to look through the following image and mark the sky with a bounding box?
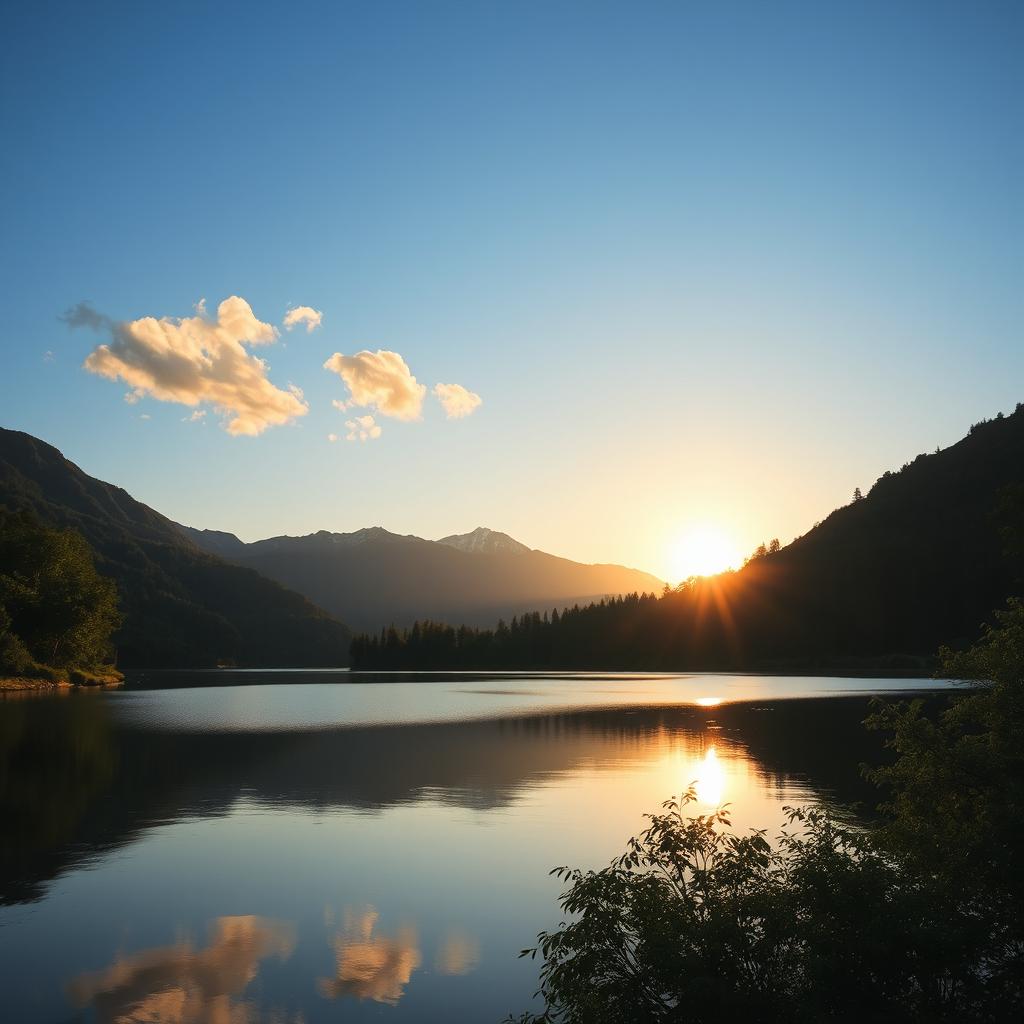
[1,0,1022,582]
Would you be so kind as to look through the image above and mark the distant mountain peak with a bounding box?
[316,527,418,547]
[242,527,410,550]
[437,527,531,556]
[341,526,399,543]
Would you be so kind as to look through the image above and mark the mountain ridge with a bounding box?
[178,521,664,632]
[0,428,352,668]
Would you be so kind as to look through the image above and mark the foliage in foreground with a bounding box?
[0,509,121,680]
[508,600,1024,1022]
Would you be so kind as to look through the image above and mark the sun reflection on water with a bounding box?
[693,746,726,806]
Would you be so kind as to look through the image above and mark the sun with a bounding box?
[667,525,742,582]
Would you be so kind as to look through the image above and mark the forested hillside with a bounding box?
[352,405,1024,671]
[0,429,351,667]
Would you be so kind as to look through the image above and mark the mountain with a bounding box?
[438,527,530,556]
[0,428,351,668]
[352,405,1024,671]
[178,523,665,632]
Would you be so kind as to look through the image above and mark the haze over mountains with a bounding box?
[178,523,665,632]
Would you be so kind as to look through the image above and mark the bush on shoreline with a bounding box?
[508,600,1024,1022]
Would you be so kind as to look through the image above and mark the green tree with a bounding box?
[0,509,120,675]
[864,597,1024,1002]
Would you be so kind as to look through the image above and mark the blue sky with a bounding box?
[2,1,1021,579]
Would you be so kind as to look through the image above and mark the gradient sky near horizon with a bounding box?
[1,1,1022,581]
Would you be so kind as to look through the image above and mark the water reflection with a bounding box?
[0,677,953,1023]
[68,916,297,1024]
[695,696,723,707]
[692,746,726,807]
[436,931,481,976]
[0,694,115,861]
[318,907,421,1005]
[0,692,908,908]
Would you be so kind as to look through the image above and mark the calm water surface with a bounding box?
[0,672,954,1023]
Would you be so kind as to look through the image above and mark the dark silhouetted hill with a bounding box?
[0,428,351,667]
[352,405,1024,671]
[178,524,665,632]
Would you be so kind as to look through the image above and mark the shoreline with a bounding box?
[0,673,124,693]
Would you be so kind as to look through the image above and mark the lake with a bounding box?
[0,672,955,1023]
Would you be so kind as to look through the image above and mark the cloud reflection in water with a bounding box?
[67,915,297,1023]
[318,906,422,1005]
[436,930,481,976]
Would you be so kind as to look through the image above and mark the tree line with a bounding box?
[350,593,665,670]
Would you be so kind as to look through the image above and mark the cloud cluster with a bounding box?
[433,382,482,419]
[74,296,308,436]
[68,295,483,441]
[323,350,426,420]
[324,349,482,430]
[346,414,382,442]
[283,305,323,332]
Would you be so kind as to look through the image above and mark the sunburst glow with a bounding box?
[668,526,742,581]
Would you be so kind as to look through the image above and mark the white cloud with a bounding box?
[433,382,482,419]
[283,305,323,332]
[139,413,151,420]
[43,350,55,363]
[324,350,425,421]
[185,409,207,422]
[75,296,307,436]
[327,432,339,443]
[346,414,382,442]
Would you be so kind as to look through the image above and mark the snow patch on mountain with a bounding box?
[437,527,531,556]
